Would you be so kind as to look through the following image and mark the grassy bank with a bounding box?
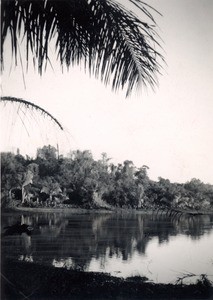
[1,259,213,300]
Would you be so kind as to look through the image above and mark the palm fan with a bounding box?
[0,96,63,130]
[1,0,164,97]
[0,96,67,155]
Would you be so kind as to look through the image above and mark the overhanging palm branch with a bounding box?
[1,0,164,97]
[0,96,63,130]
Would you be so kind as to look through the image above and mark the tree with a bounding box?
[36,145,59,178]
[184,178,213,209]
[40,176,61,203]
[1,0,164,97]
[103,160,140,207]
[37,145,58,161]
[1,152,26,192]
[58,150,97,205]
[22,163,39,203]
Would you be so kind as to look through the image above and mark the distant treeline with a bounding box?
[1,145,213,210]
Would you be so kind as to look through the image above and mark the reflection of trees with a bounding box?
[171,214,212,239]
[144,214,176,244]
[144,213,213,243]
[93,214,146,260]
[1,212,212,272]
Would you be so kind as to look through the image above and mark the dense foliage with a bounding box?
[1,145,213,210]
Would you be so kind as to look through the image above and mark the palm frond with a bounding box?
[1,0,164,96]
[0,96,63,130]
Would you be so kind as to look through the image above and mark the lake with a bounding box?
[1,210,213,284]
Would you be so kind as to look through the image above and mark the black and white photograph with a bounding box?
[1,0,213,299]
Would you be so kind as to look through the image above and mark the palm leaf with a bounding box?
[1,0,164,96]
[0,96,63,130]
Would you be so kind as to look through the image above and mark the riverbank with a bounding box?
[6,205,213,216]
[12,205,115,214]
[3,204,152,215]
[1,259,213,300]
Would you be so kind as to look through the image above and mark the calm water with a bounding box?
[1,211,213,283]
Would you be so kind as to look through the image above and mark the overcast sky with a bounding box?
[1,0,213,184]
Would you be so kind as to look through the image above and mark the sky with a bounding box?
[1,0,213,184]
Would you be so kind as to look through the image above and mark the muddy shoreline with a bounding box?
[1,259,213,300]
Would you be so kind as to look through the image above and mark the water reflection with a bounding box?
[1,212,213,283]
[2,222,33,262]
